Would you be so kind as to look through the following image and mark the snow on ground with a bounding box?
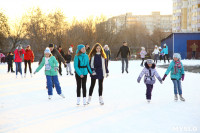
[0,60,200,133]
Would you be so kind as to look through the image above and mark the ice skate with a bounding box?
[174,94,178,101]
[99,96,104,105]
[59,93,65,98]
[48,95,52,100]
[83,97,87,106]
[179,95,185,102]
[77,97,80,105]
[87,96,92,104]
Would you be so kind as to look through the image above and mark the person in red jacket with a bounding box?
[14,45,25,78]
[24,45,34,77]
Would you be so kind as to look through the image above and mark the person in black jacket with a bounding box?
[58,45,65,76]
[116,42,131,73]
[65,50,73,75]
[6,52,15,73]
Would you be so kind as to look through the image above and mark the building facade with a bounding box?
[173,0,200,32]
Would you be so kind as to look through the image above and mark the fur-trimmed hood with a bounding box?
[144,62,156,69]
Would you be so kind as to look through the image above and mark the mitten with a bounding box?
[181,74,184,81]
[137,77,141,83]
[162,74,167,81]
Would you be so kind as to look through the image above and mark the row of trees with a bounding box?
[0,8,171,59]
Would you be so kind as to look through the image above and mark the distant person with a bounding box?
[85,44,90,55]
[0,53,5,63]
[14,45,25,78]
[58,45,65,76]
[24,45,34,77]
[161,44,170,63]
[152,45,160,64]
[6,52,15,73]
[140,47,147,66]
[116,41,131,73]
[104,45,111,67]
[65,50,73,75]
[69,45,74,54]
[190,43,198,59]
[159,47,163,62]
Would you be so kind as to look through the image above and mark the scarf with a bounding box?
[174,60,182,74]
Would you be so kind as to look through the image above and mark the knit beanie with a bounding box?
[49,44,54,48]
[44,47,51,54]
[76,44,85,54]
[173,53,181,60]
[146,59,154,64]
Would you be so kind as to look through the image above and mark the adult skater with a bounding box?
[104,44,111,67]
[116,41,131,73]
[137,59,162,103]
[34,47,65,100]
[14,45,25,78]
[24,45,34,77]
[152,45,160,64]
[74,44,95,106]
[65,50,73,75]
[6,52,15,73]
[161,44,170,63]
[162,53,185,101]
[140,47,147,66]
[85,44,90,55]
[58,45,65,76]
[190,43,198,59]
[88,43,109,105]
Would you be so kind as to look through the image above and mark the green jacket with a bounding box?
[36,56,58,76]
[165,61,185,80]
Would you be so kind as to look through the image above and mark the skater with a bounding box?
[6,52,15,73]
[65,50,73,75]
[0,53,5,63]
[116,41,131,73]
[162,53,185,101]
[88,43,109,105]
[24,45,34,77]
[190,43,198,59]
[104,44,111,67]
[85,44,90,55]
[137,59,162,103]
[69,45,74,54]
[74,44,95,106]
[140,47,147,66]
[14,45,25,78]
[152,45,160,64]
[58,45,65,76]
[34,47,65,100]
[159,47,163,62]
[161,44,170,63]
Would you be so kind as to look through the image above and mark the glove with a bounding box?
[54,67,58,72]
[34,71,37,74]
[159,80,163,84]
[137,77,141,83]
[106,73,109,78]
[181,74,184,81]
[64,63,67,68]
[92,70,96,76]
[162,74,167,81]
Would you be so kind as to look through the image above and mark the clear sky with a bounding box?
[0,0,172,23]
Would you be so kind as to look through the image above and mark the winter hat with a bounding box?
[155,45,158,47]
[159,47,162,49]
[49,44,54,48]
[70,45,74,47]
[173,53,181,60]
[146,59,154,65]
[76,44,85,54]
[164,43,166,46]
[44,47,51,54]
[141,47,145,50]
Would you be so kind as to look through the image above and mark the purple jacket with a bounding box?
[137,62,162,85]
[140,50,147,58]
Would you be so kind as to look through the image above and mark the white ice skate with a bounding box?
[179,95,185,102]
[31,73,33,77]
[24,74,26,78]
[174,94,178,101]
[59,94,65,98]
[147,99,151,103]
[87,96,92,104]
[77,97,80,105]
[48,95,52,100]
[83,97,87,106]
[99,96,104,105]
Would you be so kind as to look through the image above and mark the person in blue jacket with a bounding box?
[160,44,170,63]
[87,43,109,105]
[74,44,95,106]
[162,53,185,101]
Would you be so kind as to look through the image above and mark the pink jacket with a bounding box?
[14,49,25,62]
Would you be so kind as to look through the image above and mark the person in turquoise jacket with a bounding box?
[162,53,185,102]
[34,47,65,100]
[74,44,94,106]
[161,43,170,63]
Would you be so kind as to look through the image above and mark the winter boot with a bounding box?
[83,97,87,106]
[179,95,185,101]
[99,96,104,105]
[77,97,80,105]
[59,93,65,98]
[48,95,52,100]
[174,94,178,101]
[87,96,92,104]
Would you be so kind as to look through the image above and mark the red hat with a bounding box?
[70,45,74,47]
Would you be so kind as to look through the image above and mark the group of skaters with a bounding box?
[2,41,185,105]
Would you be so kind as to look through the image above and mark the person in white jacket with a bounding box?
[152,45,160,64]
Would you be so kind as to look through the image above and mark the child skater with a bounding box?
[140,47,147,66]
[87,43,109,105]
[34,47,65,100]
[137,59,162,103]
[65,50,73,75]
[74,44,95,106]
[162,53,185,101]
